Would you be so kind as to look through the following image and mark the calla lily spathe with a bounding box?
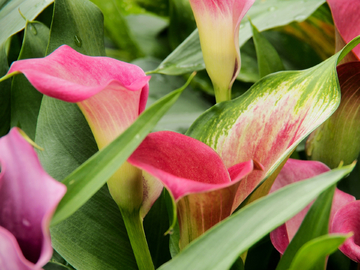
[7,45,150,212]
[189,0,255,102]
[0,128,66,270]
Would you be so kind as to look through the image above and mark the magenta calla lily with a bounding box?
[189,0,255,102]
[0,128,66,270]
[331,200,360,262]
[269,159,355,254]
[128,131,259,248]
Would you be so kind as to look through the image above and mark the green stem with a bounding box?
[214,85,231,103]
[121,209,154,270]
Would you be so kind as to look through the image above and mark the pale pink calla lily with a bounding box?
[331,200,360,262]
[269,159,355,254]
[189,0,255,102]
[128,131,260,248]
[0,128,66,270]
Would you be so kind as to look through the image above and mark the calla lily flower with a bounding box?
[331,200,360,262]
[127,131,261,248]
[189,0,255,102]
[6,45,150,212]
[269,159,355,254]
[0,128,66,270]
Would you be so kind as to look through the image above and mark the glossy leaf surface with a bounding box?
[0,0,52,45]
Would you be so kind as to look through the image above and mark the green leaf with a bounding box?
[250,22,284,78]
[51,78,191,225]
[50,185,137,270]
[143,190,172,268]
[89,0,143,59]
[288,234,349,270]
[134,58,212,133]
[276,185,335,270]
[157,164,354,270]
[0,0,53,45]
[0,41,11,137]
[153,0,326,75]
[168,0,196,49]
[47,0,105,56]
[126,14,169,58]
[10,21,49,140]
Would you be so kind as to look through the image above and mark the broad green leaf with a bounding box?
[47,0,105,56]
[0,0,52,45]
[276,185,335,270]
[51,78,191,225]
[44,262,74,270]
[157,164,354,270]
[134,58,212,133]
[153,0,326,75]
[10,21,49,140]
[50,185,137,270]
[288,234,349,270]
[251,22,284,78]
[168,0,196,49]
[0,41,10,137]
[126,14,169,58]
[186,36,360,210]
[143,190,172,268]
[89,0,143,59]
[278,4,335,61]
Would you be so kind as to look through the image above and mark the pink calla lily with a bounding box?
[7,45,151,212]
[331,200,360,262]
[7,45,150,150]
[189,0,255,102]
[0,128,66,270]
[269,159,355,254]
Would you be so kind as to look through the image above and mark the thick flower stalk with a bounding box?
[0,128,66,270]
[189,0,255,102]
